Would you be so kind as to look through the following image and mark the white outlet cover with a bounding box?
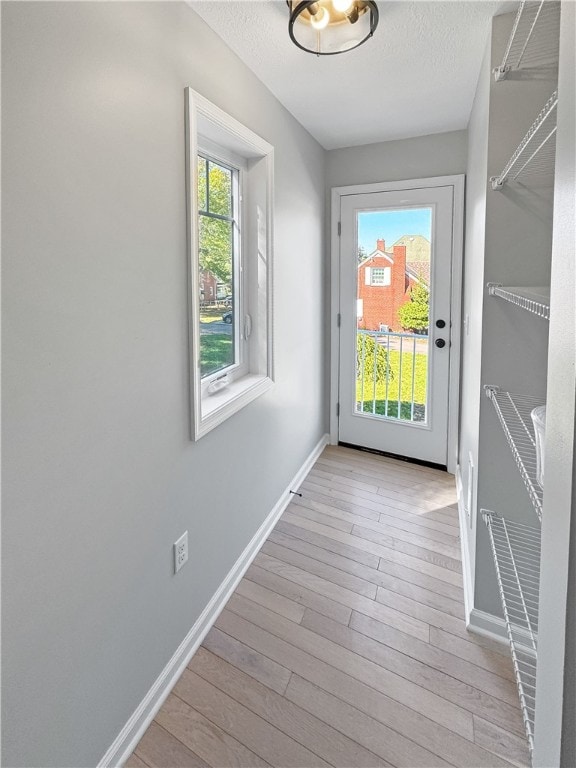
[174,531,188,574]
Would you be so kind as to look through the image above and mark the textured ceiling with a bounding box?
[190,0,514,149]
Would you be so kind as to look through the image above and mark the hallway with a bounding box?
[127,446,529,768]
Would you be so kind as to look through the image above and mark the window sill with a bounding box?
[195,374,273,440]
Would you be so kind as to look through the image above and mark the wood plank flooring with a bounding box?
[127,446,529,768]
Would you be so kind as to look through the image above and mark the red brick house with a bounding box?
[199,270,230,304]
[357,239,424,331]
[199,269,217,303]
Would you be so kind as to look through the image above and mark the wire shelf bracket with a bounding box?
[487,284,550,320]
[491,91,558,190]
[482,510,541,752]
[484,386,545,522]
[493,0,561,81]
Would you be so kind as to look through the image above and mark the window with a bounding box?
[186,89,274,440]
[197,154,241,379]
[371,267,391,286]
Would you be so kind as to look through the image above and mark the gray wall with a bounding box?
[533,3,576,764]
[326,129,468,189]
[1,3,326,766]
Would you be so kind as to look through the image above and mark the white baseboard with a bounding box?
[98,433,330,768]
[467,608,509,646]
[455,463,474,624]
[467,608,536,656]
[454,467,535,657]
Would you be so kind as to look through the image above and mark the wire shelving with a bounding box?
[482,510,540,752]
[493,0,561,81]
[487,284,550,319]
[491,91,557,190]
[484,387,545,522]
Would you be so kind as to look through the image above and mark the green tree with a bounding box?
[357,333,392,384]
[199,217,232,285]
[398,284,429,331]
[198,160,234,285]
[357,245,367,262]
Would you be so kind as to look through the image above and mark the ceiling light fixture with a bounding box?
[287,0,379,56]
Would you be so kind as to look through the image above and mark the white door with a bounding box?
[337,184,456,467]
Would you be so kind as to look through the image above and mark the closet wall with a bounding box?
[533,4,575,764]
[461,3,575,763]
[476,8,556,617]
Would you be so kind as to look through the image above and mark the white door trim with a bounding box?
[329,175,465,474]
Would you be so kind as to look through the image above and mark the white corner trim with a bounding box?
[456,463,474,624]
[98,433,329,768]
[447,175,465,476]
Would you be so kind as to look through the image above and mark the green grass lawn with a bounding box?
[356,350,428,422]
[200,334,233,377]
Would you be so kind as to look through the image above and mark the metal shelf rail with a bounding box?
[484,387,545,521]
[483,510,541,752]
[493,0,561,81]
[491,91,557,190]
[487,284,550,320]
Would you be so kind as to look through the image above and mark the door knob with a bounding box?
[435,319,446,329]
[435,338,446,348]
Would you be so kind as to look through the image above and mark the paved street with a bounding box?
[200,321,232,334]
[370,334,430,355]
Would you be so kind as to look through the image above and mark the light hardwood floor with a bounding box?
[127,446,529,768]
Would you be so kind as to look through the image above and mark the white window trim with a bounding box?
[186,88,275,441]
[371,266,391,286]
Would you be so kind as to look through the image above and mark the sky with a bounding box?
[358,207,432,255]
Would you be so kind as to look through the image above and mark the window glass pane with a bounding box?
[197,158,207,212]
[208,160,232,217]
[198,215,235,378]
[355,208,432,423]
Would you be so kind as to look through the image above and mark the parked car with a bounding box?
[222,311,233,324]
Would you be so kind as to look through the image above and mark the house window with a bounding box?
[371,267,391,286]
[186,88,274,441]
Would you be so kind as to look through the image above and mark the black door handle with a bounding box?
[435,319,446,329]
[435,338,446,348]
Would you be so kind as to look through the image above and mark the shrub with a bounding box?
[357,333,392,384]
[398,284,429,331]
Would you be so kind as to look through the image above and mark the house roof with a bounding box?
[408,261,431,285]
[393,234,431,263]
[358,249,393,268]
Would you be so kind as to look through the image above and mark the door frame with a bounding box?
[329,175,465,474]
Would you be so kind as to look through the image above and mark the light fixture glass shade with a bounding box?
[287,0,379,56]
[310,6,330,29]
[332,0,353,12]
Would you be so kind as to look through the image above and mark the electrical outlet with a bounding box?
[174,531,188,573]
